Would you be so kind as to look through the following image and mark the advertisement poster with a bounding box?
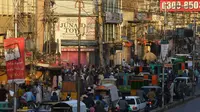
[161,43,169,60]
[160,0,200,12]
[4,38,25,84]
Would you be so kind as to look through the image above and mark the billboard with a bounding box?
[160,0,200,12]
[4,38,25,84]
[55,17,96,40]
[105,12,123,24]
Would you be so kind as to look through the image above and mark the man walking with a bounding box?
[118,96,129,112]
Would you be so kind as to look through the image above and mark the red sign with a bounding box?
[4,38,25,84]
[160,0,200,12]
[61,48,95,52]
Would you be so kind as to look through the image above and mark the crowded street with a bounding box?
[1,0,200,112]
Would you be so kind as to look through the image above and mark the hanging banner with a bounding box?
[161,41,169,60]
[4,38,25,84]
[160,0,200,12]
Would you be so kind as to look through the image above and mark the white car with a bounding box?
[117,96,146,112]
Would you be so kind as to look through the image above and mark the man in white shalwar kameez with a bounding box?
[36,84,42,103]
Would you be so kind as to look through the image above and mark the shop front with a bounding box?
[61,47,96,65]
[55,17,97,65]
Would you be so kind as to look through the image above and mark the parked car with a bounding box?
[52,100,87,112]
[117,96,146,112]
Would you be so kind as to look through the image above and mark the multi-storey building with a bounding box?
[121,0,163,61]
[102,0,123,66]
[54,0,97,65]
[0,0,44,83]
[0,0,44,52]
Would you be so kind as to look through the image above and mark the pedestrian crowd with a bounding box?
[0,58,199,112]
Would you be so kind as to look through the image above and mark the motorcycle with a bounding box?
[19,97,37,109]
[144,99,158,112]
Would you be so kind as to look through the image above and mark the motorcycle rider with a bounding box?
[20,87,36,107]
[147,88,156,104]
[118,96,129,112]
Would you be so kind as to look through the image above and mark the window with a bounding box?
[136,98,141,104]
[140,98,146,103]
[126,99,135,104]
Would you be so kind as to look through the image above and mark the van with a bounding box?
[173,77,192,96]
[173,77,192,85]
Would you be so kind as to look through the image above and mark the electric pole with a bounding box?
[75,0,84,112]
[14,0,18,112]
[14,0,18,38]
[192,14,197,96]
[98,0,104,67]
[44,0,50,53]
[35,0,38,50]
[161,4,168,108]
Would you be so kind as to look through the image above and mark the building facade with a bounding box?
[121,0,162,62]
[0,0,44,52]
[102,0,123,66]
[54,0,97,65]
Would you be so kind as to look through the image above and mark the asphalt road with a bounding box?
[166,81,200,112]
[166,95,200,112]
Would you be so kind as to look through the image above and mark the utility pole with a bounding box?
[98,0,104,67]
[75,0,84,112]
[35,0,38,49]
[192,14,197,95]
[13,0,18,112]
[161,4,167,108]
[14,0,18,38]
[44,0,50,53]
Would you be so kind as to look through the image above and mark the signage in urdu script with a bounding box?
[4,38,25,84]
[161,44,169,60]
[160,0,200,12]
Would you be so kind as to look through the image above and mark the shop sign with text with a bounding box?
[61,48,94,52]
[105,12,123,24]
[160,0,200,12]
[56,17,95,40]
[4,37,25,84]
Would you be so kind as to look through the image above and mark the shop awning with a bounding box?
[61,40,98,46]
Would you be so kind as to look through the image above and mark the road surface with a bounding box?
[166,97,200,112]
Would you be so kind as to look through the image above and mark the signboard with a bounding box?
[62,81,76,92]
[161,40,169,60]
[61,48,95,52]
[164,64,172,67]
[55,17,95,40]
[4,38,25,84]
[105,12,123,24]
[160,0,200,12]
